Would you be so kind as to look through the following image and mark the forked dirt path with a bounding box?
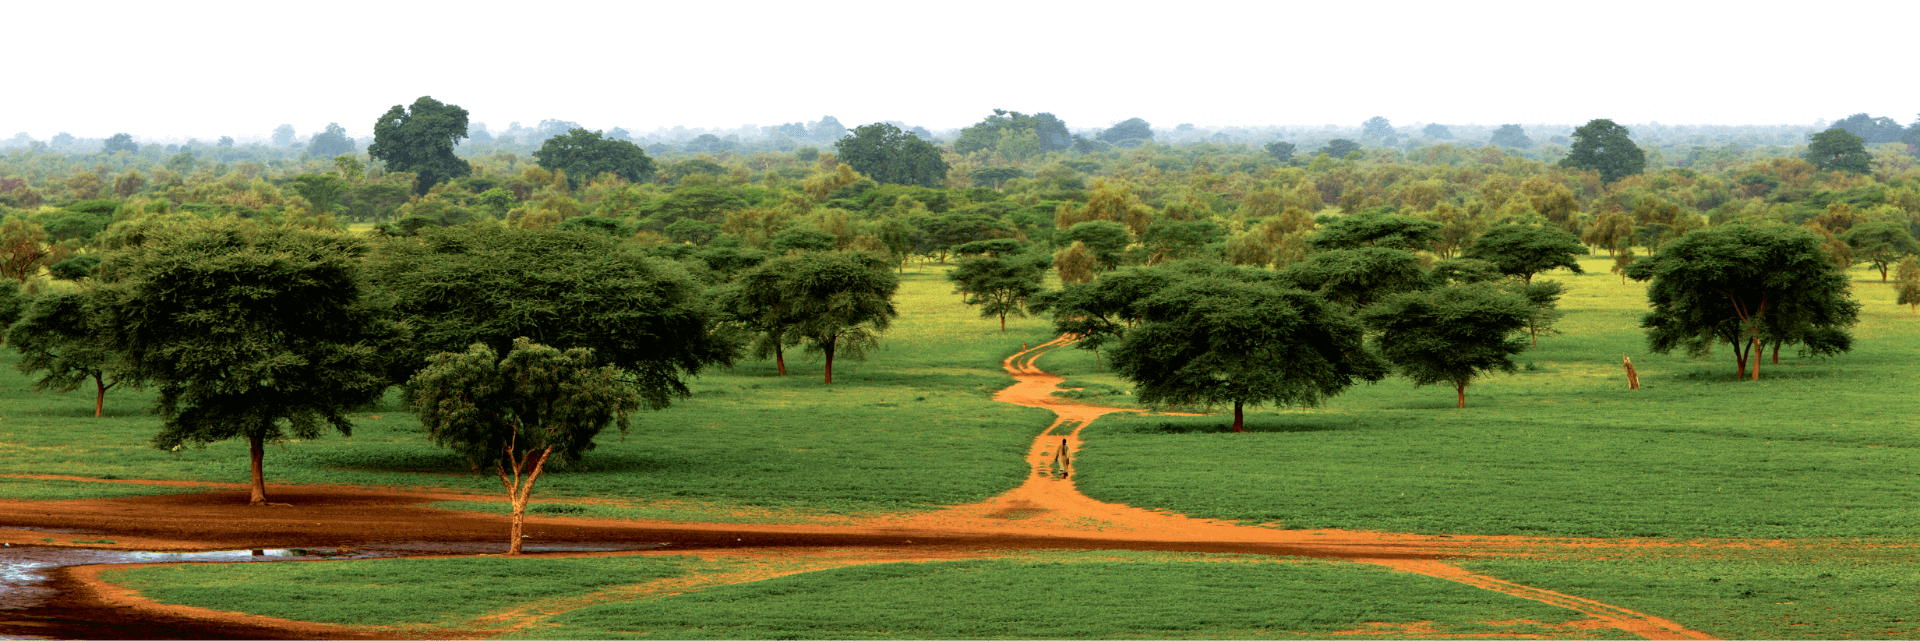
[0,336,1721,639]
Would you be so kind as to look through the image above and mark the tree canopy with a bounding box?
[949,251,1048,332]
[1489,124,1534,149]
[307,123,355,159]
[1461,224,1587,283]
[954,110,1073,158]
[1110,277,1386,431]
[7,290,138,417]
[368,96,473,193]
[533,128,657,188]
[1804,128,1871,174]
[410,338,642,554]
[735,251,898,384]
[1098,118,1154,147]
[363,224,736,399]
[1840,220,1920,281]
[1624,224,1859,380]
[1306,210,1441,252]
[92,219,391,504]
[834,123,949,188]
[1360,284,1533,408]
[1560,119,1645,182]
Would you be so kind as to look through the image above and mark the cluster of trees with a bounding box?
[0,217,905,547]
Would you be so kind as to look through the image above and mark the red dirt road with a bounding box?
[0,337,1716,640]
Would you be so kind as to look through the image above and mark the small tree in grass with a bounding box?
[1110,278,1386,432]
[411,338,641,555]
[8,291,140,416]
[1361,284,1532,408]
[1462,224,1587,284]
[1611,245,1636,284]
[1895,255,1920,318]
[949,252,1048,332]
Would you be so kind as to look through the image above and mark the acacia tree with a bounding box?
[1804,128,1871,174]
[1110,278,1386,431]
[1361,284,1533,408]
[949,252,1048,332]
[1306,211,1442,252]
[0,219,53,282]
[1278,247,1430,309]
[1840,221,1920,282]
[94,220,390,505]
[1462,224,1587,283]
[411,339,641,555]
[1895,255,1920,318]
[745,251,899,384]
[8,291,139,416]
[1624,224,1859,380]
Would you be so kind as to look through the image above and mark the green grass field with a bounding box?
[1073,257,1920,539]
[0,264,1056,517]
[108,552,1631,639]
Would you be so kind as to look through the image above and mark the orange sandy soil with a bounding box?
[0,338,1742,640]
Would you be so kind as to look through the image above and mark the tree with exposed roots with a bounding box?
[93,219,391,505]
[411,339,641,555]
[1110,278,1385,431]
[1361,284,1533,408]
[1624,224,1859,380]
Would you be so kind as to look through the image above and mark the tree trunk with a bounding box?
[1772,342,1780,365]
[1232,400,1245,433]
[823,338,836,385]
[248,434,267,506]
[93,374,109,418]
[1456,380,1467,408]
[775,342,786,376]
[999,312,1006,333]
[499,446,553,556]
[1094,350,1102,372]
[1750,335,1761,381]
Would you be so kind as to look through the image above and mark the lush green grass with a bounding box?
[106,554,704,626]
[0,264,1056,517]
[1465,545,1920,639]
[522,553,1623,639]
[1075,258,1920,538]
[0,476,216,501]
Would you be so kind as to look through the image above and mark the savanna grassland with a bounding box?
[14,256,1920,639]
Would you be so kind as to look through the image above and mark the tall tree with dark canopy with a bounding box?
[1624,224,1859,381]
[949,251,1048,331]
[1264,141,1296,162]
[92,220,391,505]
[102,133,138,154]
[1560,119,1645,183]
[1804,128,1871,174]
[8,290,139,417]
[534,128,657,188]
[834,123,949,188]
[1110,278,1386,432]
[1422,123,1453,139]
[1318,139,1362,158]
[368,96,473,193]
[1361,284,1533,408]
[411,339,641,554]
[363,225,736,394]
[1830,113,1907,143]
[1361,117,1395,139]
[953,110,1074,156]
[1462,224,1587,283]
[1097,118,1155,147]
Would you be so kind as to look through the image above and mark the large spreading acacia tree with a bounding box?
[411,339,641,555]
[1840,220,1920,281]
[1110,278,1386,431]
[736,251,899,384]
[93,219,391,505]
[1624,224,1859,380]
[948,250,1048,332]
[363,225,737,396]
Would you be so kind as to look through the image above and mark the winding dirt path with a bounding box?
[0,336,1720,639]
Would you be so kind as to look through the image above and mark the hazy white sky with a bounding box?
[8,0,1912,140]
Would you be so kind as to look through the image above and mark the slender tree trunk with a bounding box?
[1750,335,1762,381]
[1733,338,1748,380]
[248,434,267,506]
[93,374,111,418]
[499,446,553,556]
[1772,342,1780,365]
[1094,350,1102,372]
[1456,379,1468,408]
[775,342,786,376]
[1000,312,1006,333]
[1232,400,1245,433]
[823,338,836,385]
